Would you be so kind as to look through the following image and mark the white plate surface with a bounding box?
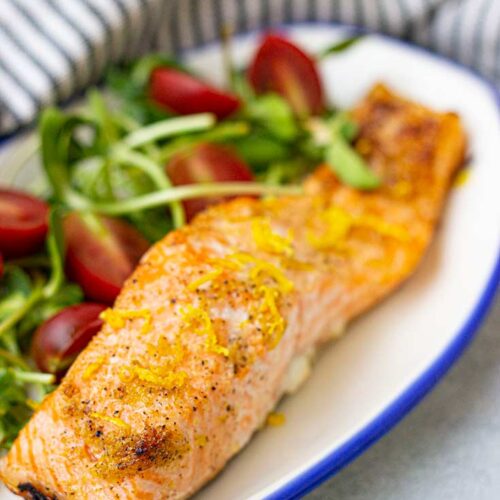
[1,24,499,500]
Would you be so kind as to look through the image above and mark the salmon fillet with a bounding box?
[0,84,466,499]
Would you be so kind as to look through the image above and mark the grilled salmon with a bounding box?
[0,84,466,499]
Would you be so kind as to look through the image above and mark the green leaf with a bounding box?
[246,93,298,142]
[1,266,32,299]
[87,89,119,145]
[127,209,172,243]
[325,138,380,190]
[0,366,54,450]
[318,35,364,59]
[336,114,359,142]
[43,207,67,298]
[234,133,289,167]
[39,108,92,209]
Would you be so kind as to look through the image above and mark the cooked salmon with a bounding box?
[0,84,466,499]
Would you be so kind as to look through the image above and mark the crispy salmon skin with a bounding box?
[1,85,465,499]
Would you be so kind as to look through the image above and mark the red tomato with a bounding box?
[64,213,150,304]
[166,143,254,221]
[31,303,107,377]
[248,33,324,117]
[0,188,49,258]
[150,67,240,120]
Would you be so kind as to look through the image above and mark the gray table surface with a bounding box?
[308,297,500,500]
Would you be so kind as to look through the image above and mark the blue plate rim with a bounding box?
[0,21,499,500]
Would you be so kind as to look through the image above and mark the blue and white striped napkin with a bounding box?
[1,0,499,135]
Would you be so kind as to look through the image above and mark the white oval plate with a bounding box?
[1,24,499,500]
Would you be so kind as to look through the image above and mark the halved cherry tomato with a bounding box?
[31,303,107,378]
[248,33,324,117]
[150,68,240,120]
[0,188,49,258]
[64,213,149,304]
[166,143,254,221]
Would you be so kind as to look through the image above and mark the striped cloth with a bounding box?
[1,0,499,135]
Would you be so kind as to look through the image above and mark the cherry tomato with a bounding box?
[248,33,324,117]
[31,303,107,377]
[166,143,254,221]
[0,188,49,258]
[64,213,149,304]
[150,67,240,120]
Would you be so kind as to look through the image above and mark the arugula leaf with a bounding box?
[39,108,92,209]
[43,207,67,298]
[0,366,54,450]
[87,89,119,145]
[317,112,380,190]
[325,138,380,190]
[127,209,173,243]
[234,133,290,167]
[0,368,32,449]
[245,93,298,142]
[318,35,364,59]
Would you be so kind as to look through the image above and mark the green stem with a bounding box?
[111,145,185,227]
[122,113,216,148]
[12,370,55,385]
[82,182,303,216]
[0,278,44,340]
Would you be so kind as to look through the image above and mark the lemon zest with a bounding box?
[90,412,131,430]
[195,434,208,447]
[306,206,352,250]
[181,305,229,357]
[153,334,184,363]
[453,168,470,188]
[250,262,294,294]
[281,257,314,271]
[187,268,224,291]
[391,180,412,197]
[251,217,294,256]
[118,366,135,383]
[256,286,286,349]
[26,399,40,411]
[266,412,286,427]
[208,257,242,271]
[82,356,106,381]
[132,366,188,389]
[356,214,409,242]
[100,308,152,334]
[307,205,409,250]
[229,253,294,293]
